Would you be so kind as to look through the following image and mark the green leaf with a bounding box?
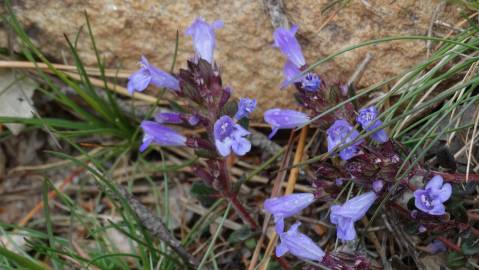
[194,149,218,159]
[238,117,249,130]
[190,182,218,207]
[220,100,238,118]
[227,226,253,244]
[0,245,48,270]
[461,238,479,256]
[447,252,466,269]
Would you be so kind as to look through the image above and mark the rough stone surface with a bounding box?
[1,1,461,118]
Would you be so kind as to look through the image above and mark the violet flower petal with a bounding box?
[280,60,303,89]
[139,121,186,152]
[327,119,362,161]
[437,183,452,202]
[231,137,251,156]
[264,108,310,139]
[356,106,389,143]
[277,222,325,262]
[185,17,223,63]
[127,69,151,94]
[330,192,377,241]
[425,175,444,190]
[413,175,452,216]
[264,193,315,220]
[273,25,305,68]
[213,115,251,157]
[300,72,321,92]
[127,56,179,94]
[234,98,257,120]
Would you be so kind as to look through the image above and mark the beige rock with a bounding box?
[2,0,461,117]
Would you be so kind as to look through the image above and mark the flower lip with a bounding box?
[139,121,186,152]
[127,56,180,94]
[234,98,257,120]
[327,119,362,160]
[214,116,236,141]
[356,106,389,143]
[300,72,321,92]
[213,115,251,157]
[276,222,325,262]
[414,175,451,216]
[330,191,377,240]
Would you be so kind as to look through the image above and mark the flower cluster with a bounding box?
[260,23,457,268]
[129,17,258,228]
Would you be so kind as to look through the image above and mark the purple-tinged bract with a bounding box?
[213,115,251,157]
[372,180,384,193]
[139,121,186,152]
[273,25,305,68]
[185,17,224,64]
[276,222,325,262]
[264,108,310,138]
[264,193,315,233]
[127,56,180,94]
[414,175,451,216]
[330,191,377,240]
[327,119,362,160]
[235,98,257,120]
[155,112,183,124]
[356,106,389,143]
[188,115,200,126]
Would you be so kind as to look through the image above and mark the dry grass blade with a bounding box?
[17,168,84,227]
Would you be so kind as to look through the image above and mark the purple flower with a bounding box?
[280,60,303,89]
[330,191,377,240]
[276,222,325,262]
[139,121,186,152]
[273,25,305,68]
[280,62,321,92]
[300,73,321,92]
[264,108,310,139]
[213,115,251,157]
[234,98,256,120]
[127,56,180,94]
[155,112,183,124]
[327,119,363,161]
[356,106,389,143]
[414,175,451,216]
[185,17,224,64]
[426,240,447,254]
[264,193,315,233]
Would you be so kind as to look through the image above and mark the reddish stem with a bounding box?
[229,194,258,229]
[437,236,461,252]
[274,255,290,270]
[421,169,479,183]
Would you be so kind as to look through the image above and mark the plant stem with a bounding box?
[229,194,258,229]
[418,169,479,182]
